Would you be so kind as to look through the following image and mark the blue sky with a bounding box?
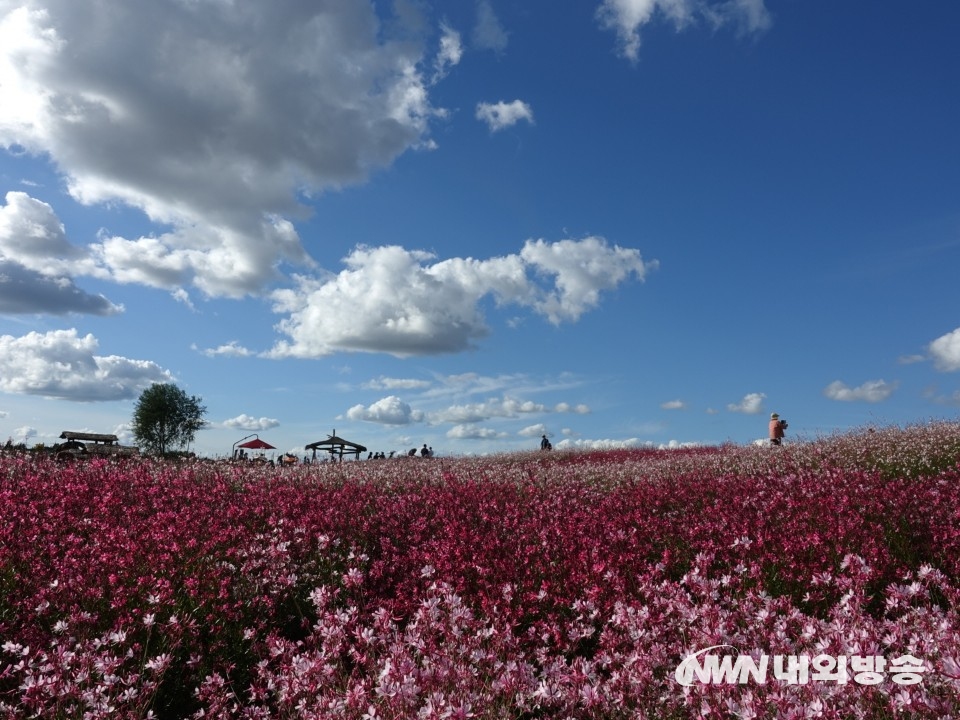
[1,0,959,458]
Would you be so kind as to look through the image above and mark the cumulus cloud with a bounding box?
[556,437,650,450]
[347,395,425,425]
[476,100,534,132]
[596,0,772,61]
[929,328,960,372]
[823,380,897,403]
[727,392,765,414]
[520,237,655,323]
[446,424,507,440]
[0,261,120,315]
[12,426,37,443]
[661,399,686,409]
[0,192,120,315]
[0,329,173,400]
[267,237,655,358]
[0,1,450,298]
[430,396,548,425]
[518,423,549,438]
[222,414,280,431]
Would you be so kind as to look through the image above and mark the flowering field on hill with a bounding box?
[2,422,960,719]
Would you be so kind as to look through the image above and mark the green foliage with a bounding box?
[132,383,207,456]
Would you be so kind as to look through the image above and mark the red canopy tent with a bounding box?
[232,435,276,459]
[237,437,275,450]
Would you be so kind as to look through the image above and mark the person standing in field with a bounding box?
[769,413,788,446]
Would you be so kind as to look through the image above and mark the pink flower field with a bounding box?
[2,422,960,719]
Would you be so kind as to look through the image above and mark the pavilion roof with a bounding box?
[59,431,119,444]
[305,431,367,453]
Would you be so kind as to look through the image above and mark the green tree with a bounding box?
[132,383,207,456]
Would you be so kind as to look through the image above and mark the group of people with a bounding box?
[409,444,434,457]
[363,445,435,459]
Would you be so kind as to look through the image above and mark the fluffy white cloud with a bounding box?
[476,100,534,132]
[430,396,548,425]
[0,329,172,400]
[0,1,449,297]
[661,399,686,409]
[198,341,253,358]
[267,237,655,358]
[520,237,655,323]
[823,380,897,403]
[0,192,120,315]
[347,395,425,425]
[518,423,549,438]
[222,414,280,431]
[596,0,771,61]
[727,392,765,414]
[556,437,650,450]
[12,426,37,443]
[929,328,960,372]
[446,424,507,440]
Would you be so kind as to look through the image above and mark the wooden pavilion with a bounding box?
[305,430,367,462]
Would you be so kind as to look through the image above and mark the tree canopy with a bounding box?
[132,383,207,456]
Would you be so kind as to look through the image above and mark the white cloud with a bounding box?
[518,423,549,438]
[0,192,84,273]
[430,396,548,425]
[658,439,700,449]
[661,399,686,409]
[823,380,897,403]
[473,0,508,53]
[347,395,425,425]
[267,237,654,358]
[0,329,173,400]
[446,424,507,440]
[0,192,121,315]
[476,99,534,132]
[223,414,280,431]
[0,1,450,298]
[553,402,591,414]
[898,354,926,365]
[727,392,765,414]
[199,341,253,358]
[434,23,463,81]
[596,0,771,61]
[556,437,650,450]
[929,328,960,372]
[268,246,502,357]
[12,426,37,443]
[520,237,655,324]
[363,376,433,391]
